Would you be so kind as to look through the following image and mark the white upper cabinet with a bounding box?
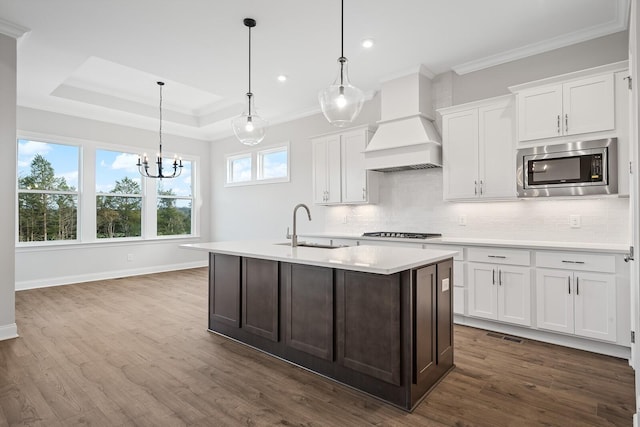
[515,73,615,142]
[441,95,515,201]
[311,126,379,205]
[312,135,341,204]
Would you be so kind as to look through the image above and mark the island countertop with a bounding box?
[181,240,457,275]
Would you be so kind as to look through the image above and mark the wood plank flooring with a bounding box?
[0,267,634,426]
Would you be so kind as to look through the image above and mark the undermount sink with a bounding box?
[275,242,344,249]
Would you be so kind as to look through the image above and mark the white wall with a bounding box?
[451,32,628,105]
[209,33,630,246]
[324,169,630,244]
[0,34,17,340]
[210,99,381,241]
[15,107,211,290]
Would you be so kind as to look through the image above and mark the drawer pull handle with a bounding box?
[488,255,507,259]
[568,276,571,294]
[561,260,585,264]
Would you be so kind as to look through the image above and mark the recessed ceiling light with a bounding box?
[277,74,288,82]
[361,39,374,49]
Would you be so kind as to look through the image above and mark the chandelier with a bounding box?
[137,81,183,179]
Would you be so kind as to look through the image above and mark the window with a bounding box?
[157,160,193,236]
[225,143,289,186]
[96,149,142,239]
[258,146,288,180]
[227,154,252,184]
[17,139,79,242]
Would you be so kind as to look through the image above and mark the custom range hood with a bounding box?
[365,68,442,172]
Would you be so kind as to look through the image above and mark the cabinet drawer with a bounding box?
[423,244,464,260]
[536,251,615,273]
[467,247,531,266]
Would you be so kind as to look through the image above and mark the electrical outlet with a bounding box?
[569,215,581,228]
[458,215,467,226]
[127,253,134,262]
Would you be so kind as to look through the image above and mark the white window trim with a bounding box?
[16,130,200,247]
[225,141,290,187]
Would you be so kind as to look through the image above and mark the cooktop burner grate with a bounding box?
[362,232,442,239]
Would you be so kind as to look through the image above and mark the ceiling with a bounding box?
[0,0,630,141]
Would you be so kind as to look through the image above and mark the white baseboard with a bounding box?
[0,323,18,341]
[15,261,208,291]
[454,315,631,359]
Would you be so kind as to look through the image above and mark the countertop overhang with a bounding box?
[180,241,457,275]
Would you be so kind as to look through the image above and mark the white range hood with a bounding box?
[365,68,442,172]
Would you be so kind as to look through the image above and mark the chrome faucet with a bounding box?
[288,203,311,247]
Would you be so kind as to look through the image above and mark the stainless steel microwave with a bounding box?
[516,138,617,197]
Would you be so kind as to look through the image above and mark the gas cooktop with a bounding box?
[362,232,442,239]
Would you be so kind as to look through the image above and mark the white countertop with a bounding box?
[180,240,457,275]
[297,232,629,254]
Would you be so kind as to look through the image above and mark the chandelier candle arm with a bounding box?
[136,81,183,179]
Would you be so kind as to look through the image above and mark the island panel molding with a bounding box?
[184,241,457,411]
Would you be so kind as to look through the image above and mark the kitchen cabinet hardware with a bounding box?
[562,260,585,264]
[492,269,495,285]
[499,269,502,286]
[488,255,507,259]
[624,246,634,262]
[565,113,569,132]
[480,180,483,195]
[557,115,561,134]
[474,180,477,195]
[568,276,571,294]
[362,187,366,200]
[576,277,580,295]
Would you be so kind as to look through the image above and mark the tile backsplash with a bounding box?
[325,169,630,244]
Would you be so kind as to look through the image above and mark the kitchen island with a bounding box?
[181,241,457,411]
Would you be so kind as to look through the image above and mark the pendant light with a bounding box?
[137,81,183,179]
[318,0,364,127]
[232,18,268,146]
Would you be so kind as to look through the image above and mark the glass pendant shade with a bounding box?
[232,93,268,146]
[318,57,364,127]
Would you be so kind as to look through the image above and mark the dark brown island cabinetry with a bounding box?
[207,253,454,411]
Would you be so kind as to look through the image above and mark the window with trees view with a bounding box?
[157,160,193,236]
[17,140,79,242]
[96,150,142,239]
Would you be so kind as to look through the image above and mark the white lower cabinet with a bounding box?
[536,268,616,342]
[468,262,531,327]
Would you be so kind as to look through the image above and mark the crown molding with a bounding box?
[452,0,630,75]
[0,18,30,39]
[379,64,435,83]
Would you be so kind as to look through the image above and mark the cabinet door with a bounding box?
[574,272,617,342]
[336,270,401,385]
[209,253,241,328]
[413,265,436,384]
[535,269,574,334]
[517,85,563,141]
[443,109,479,200]
[467,262,498,320]
[242,258,279,342]
[341,130,368,203]
[563,74,615,136]
[284,263,334,360]
[497,265,531,326]
[312,138,328,204]
[312,135,341,204]
[326,136,342,203]
[478,101,516,199]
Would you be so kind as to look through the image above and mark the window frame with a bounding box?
[15,131,200,247]
[16,138,82,245]
[225,141,290,187]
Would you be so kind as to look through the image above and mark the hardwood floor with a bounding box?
[0,268,634,426]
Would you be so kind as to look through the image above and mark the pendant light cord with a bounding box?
[158,82,163,159]
[340,0,345,86]
[248,24,253,116]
